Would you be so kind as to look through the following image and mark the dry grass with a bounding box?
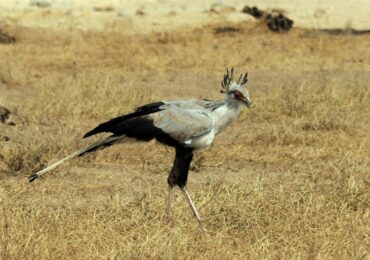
[0,21,369,259]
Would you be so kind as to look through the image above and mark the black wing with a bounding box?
[83,101,165,138]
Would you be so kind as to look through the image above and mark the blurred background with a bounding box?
[1,0,370,31]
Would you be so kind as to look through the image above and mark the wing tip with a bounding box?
[83,130,96,139]
[28,174,39,182]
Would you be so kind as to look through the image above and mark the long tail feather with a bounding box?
[28,135,125,182]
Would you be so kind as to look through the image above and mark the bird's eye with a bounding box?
[233,91,243,98]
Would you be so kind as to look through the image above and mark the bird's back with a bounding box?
[83,99,228,149]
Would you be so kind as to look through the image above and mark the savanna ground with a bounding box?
[0,20,369,259]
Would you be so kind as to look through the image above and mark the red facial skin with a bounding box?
[233,90,244,100]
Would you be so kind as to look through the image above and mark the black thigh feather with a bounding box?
[167,146,194,187]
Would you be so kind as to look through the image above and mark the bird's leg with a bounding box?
[181,186,206,231]
[167,185,174,223]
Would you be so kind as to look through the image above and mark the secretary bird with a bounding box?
[28,68,251,229]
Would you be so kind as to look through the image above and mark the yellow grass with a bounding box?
[0,22,369,259]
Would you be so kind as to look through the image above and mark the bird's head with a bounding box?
[221,68,251,108]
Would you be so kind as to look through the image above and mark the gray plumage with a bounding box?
[28,68,252,230]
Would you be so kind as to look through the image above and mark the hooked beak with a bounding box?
[241,97,252,108]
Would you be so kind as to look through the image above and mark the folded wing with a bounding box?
[83,101,214,147]
[152,104,213,144]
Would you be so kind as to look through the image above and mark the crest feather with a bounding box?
[221,68,248,92]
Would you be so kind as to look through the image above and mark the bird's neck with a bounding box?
[225,95,241,111]
[212,97,240,134]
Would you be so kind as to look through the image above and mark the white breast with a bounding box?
[184,130,215,150]
[183,100,240,150]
